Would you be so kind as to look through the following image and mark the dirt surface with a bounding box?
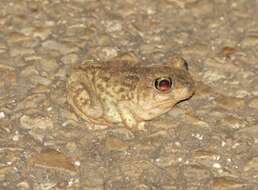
[0,0,258,189]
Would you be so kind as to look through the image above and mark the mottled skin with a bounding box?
[67,57,194,129]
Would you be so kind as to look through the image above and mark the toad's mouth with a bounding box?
[149,99,177,110]
[145,93,193,111]
[148,87,194,110]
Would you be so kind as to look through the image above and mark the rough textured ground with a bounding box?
[0,0,258,189]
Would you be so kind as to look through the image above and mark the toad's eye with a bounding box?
[154,77,173,92]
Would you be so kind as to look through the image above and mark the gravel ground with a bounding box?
[0,0,258,189]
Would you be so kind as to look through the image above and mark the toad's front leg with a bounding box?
[118,103,146,131]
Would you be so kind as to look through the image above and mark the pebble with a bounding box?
[0,41,7,53]
[61,53,79,65]
[80,163,105,187]
[65,142,78,154]
[8,32,30,43]
[10,47,35,57]
[20,65,39,77]
[86,47,118,61]
[244,156,258,171]
[16,181,31,190]
[20,115,53,130]
[37,58,59,73]
[0,65,16,87]
[29,149,76,172]
[202,70,226,82]
[0,166,13,182]
[107,128,135,141]
[104,137,129,151]
[188,1,213,17]
[29,75,52,86]
[155,152,182,167]
[181,43,209,57]
[94,34,113,46]
[248,97,258,108]
[241,35,258,47]
[212,177,245,190]
[31,84,50,94]
[221,46,237,57]
[182,164,211,182]
[41,40,80,55]
[220,115,247,129]
[215,96,245,109]
[236,125,258,140]
[31,26,52,40]
[0,112,5,119]
[105,20,123,33]
[192,149,218,160]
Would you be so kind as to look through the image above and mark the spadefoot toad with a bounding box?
[67,57,194,129]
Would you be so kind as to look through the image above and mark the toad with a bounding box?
[67,56,194,129]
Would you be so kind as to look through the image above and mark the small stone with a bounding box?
[156,153,182,167]
[16,181,30,190]
[182,164,211,182]
[0,112,5,119]
[29,149,76,172]
[248,97,258,108]
[0,41,7,53]
[38,58,59,73]
[80,163,105,187]
[0,166,13,182]
[215,96,245,109]
[55,66,67,79]
[220,115,247,129]
[20,115,53,130]
[182,43,209,57]
[107,128,135,140]
[65,142,78,153]
[8,32,30,43]
[61,53,79,65]
[86,46,118,61]
[94,34,113,46]
[241,35,258,47]
[28,128,45,143]
[192,149,218,159]
[212,163,222,169]
[120,160,153,179]
[235,90,250,98]
[188,1,213,17]
[244,156,258,171]
[221,46,237,57]
[105,137,129,151]
[212,177,245,189]
[17,94,47,110]
[112,52,140,63]
[31,84,50,94]
[29,75,52,86]
[0,64,16,87]
[20,65,39,77]
[32,26,52,40]
[101,47,118,60]
[237,125,258,140]
[41,40,79,55]
[105,20,122,33]
[202,70,225,82]
[10,47,35,57]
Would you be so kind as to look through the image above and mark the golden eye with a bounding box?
[154,77,173,92]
